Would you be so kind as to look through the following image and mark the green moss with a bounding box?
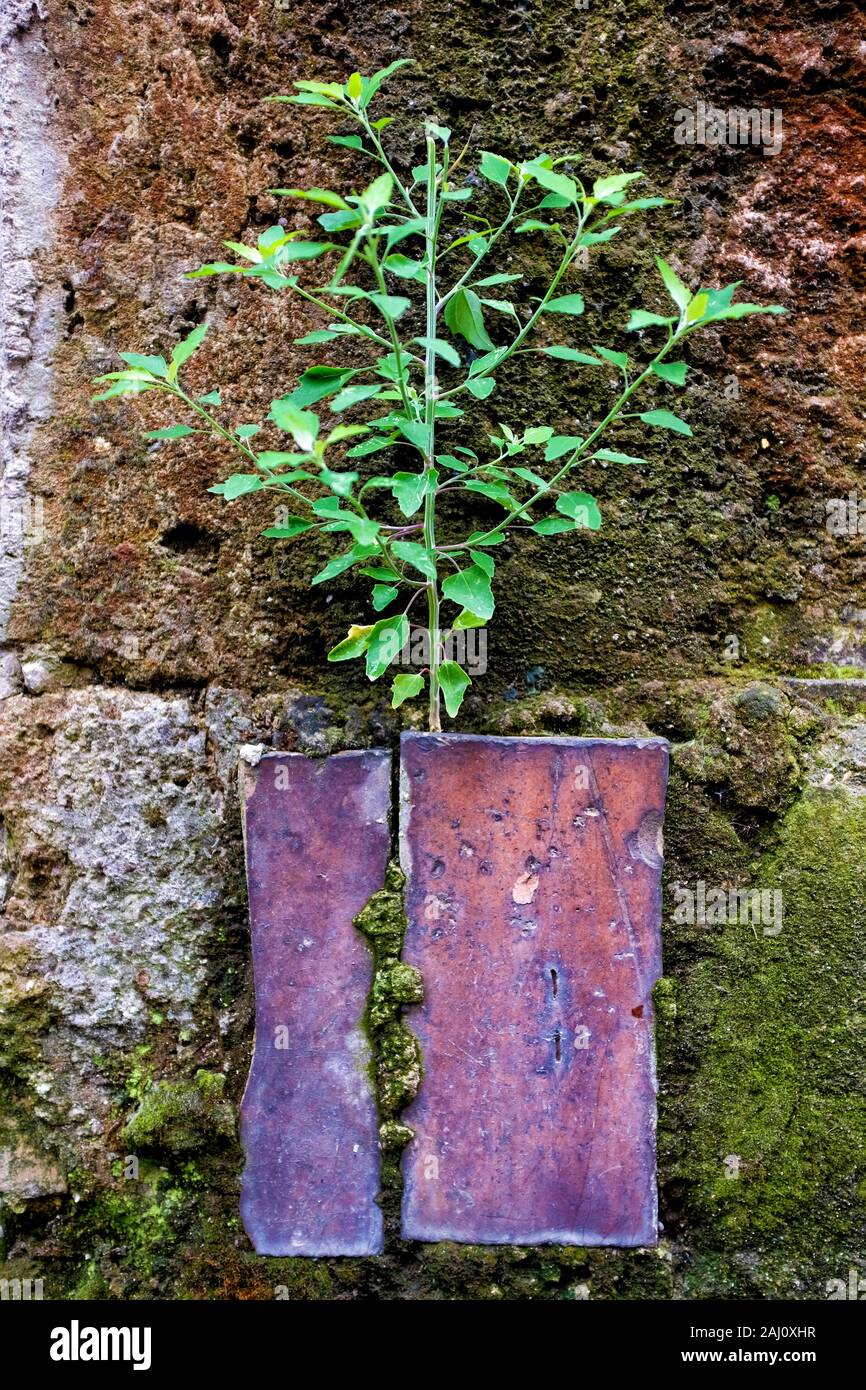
[0,940,54,1085]
[354,862,424,1129]
[122,1071,235,1155]
[659,786,866,1293]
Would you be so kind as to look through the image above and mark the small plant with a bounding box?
[94,60,785,731]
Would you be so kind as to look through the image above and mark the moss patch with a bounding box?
[659,786,866,1296]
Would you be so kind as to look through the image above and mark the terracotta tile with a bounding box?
[399,732,668,1246]
[239,749,390,1255]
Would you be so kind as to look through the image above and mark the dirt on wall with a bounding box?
[1,0,865,1299]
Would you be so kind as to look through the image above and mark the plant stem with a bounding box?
[471,327,683,545]
[422,133,442,732]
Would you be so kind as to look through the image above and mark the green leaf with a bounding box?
[346,434,397,458]
[436,453,470,472]
[326,424,370,444]
[372,583,399,612]
[532,516,575,535]
[224,240,262,263]
[512,465,547,486]
[442,565,495,621]
[465,376,496,400]
[472,273,522,288]
[329,383,383,413]
[197,389,222,405]
[290,367,355,408]
[119,353,168,378]
[385,218,427,249]
[256,453,312,473]
[555,491,602,529]
[579,227,621,245]
[312,497,343,517]
[320,468,361,499]
[443,288,494,351]
[452,610,486,631]
[655,256,691,315]
[542,294,585,316]
[311,543,380,586]
[464,480,517,510]
[391,672,424,708]
[591,172,643,201]
[324,514,380,545]
[361,565,400,581]
[328,625,374,663]
[651,360,689,386]
[368,292,411,320]
[383,253,425,280]
[544,435,583,461]
[92,378,158,400]
[319,209,362,233]
[295,329,342,345]
[253,240,333,265]
[269,186,349,209]
[327,133,365,151]
[592,449,646,465]
[235,424,262,439]
[170,323,208,370]
[524,160,579,204]
[390,470,428,517]
[143,424,197,440]
[186,262,240,279]
[261,518,314,537]
[542,346,601,364]
[391,540,437,579]
[396,418,432,454]
[360,57,414,108]
[685,291,710,324]
[359,172,394,218]
[366,614,410,680]
[414,336,460,367]
[608,196,674,215]
[439,661,471,718]
[468,347,507,377]
[593,345,629,370]
[639,408,693,436]
[290,81,345,98]
[524,426,554,445]
[626,309,674,331]
[702,299,788,323]
[279,92,343,108]
[223,474,265,500]
[346,71,364,101]
[479,150,512,186]
[468,549,495,577]
[515,219,557,235]
[269,399,319,449]
[466,530,506,546]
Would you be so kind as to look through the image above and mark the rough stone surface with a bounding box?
[238,749,390,1256]
[399,733,667,1246]
[0,0,864,1301]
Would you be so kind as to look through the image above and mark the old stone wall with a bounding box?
[1,0,865,1298]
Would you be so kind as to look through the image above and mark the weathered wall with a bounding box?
[1,0,865,1299]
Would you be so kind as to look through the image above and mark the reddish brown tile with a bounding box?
[239,749,390,1255]
[399,732,668,1247]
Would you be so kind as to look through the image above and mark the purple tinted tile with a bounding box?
[239,749,390,1256]
[399,732,668,1247]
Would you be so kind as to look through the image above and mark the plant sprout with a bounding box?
[93,59,786,731]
